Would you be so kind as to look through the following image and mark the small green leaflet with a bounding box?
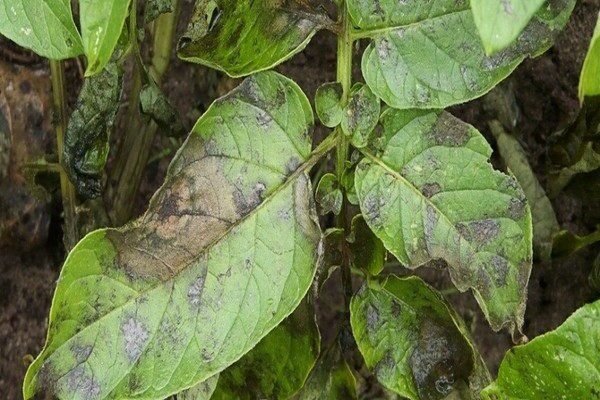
[177,0,331,77]
[355,109,533,335]
[79,0,132,76]
[348,0,575,109]
[482,300,600,399]
[471,0,546,54]
[579,12,600,99]
[347,214,385,276]
[316,173,343,216]
[315,82,344,128]
[0,0,83,59]
[350,276,491,400]
[23,72,325,400]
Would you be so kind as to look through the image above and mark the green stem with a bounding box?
[50,59,78,250]
[107,0,180,226]
[336,2,354,309]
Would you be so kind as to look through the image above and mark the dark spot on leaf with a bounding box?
[121,316,149,362]
[65,366,101,399]
[508,198,526,220]
[374,350,395,377]
[366,304,380,335]
[70,342,93,363]
[430,115,470,147]
[425,206,439,243]
[286,156,301,174]
[233,182,266,216]
[391,300,402,317]
[491,255,509,286]
[469,219,500,245]
[422,182,442,198]
[363,192,386,229]
[188,269,207,307]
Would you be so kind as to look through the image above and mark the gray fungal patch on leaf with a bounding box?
[286,156,301,174]
[64,366,101,400]
[507,197,526,220]
[422,182,442,198]
[363,191,386,229]
[377,38,392,60]
[491,255,509,286]
[70,342,93,363]
[366,304,381,336]
[255,110,272,127]
[469,219,500,245]
[188,268,208,307]
[121,316,150,362]
[233,182,266,216]
[430,114,470,147]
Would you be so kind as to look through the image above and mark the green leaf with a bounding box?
[178,0,331,78]
[315,82,344,128]
[23,71,326,400]
[176,375,219,400]
[551,228,600,258]
[350,0,575,109]
[212,298,320,399]
[355,109,533,334]
[350,276,491,400]
[482,300,600,399]
[0,0,83,59]
[140,78,185,137]
[316,173,343,216]
[64,63,124,199]
[348,214,385,276]
[80,0,132,76]
[580,12,600,99]
[471,0,546,55]
[297,339,357,400]
[490,121,558,262]
[341,84,380,149]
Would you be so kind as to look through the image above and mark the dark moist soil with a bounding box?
[2,1,600,398]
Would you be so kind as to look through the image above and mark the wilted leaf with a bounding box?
[315,82,344,128]
[316,173,343,216]
[348,215,385,276]
[341,84,380,149]
[212,298,320,399]
[0,0,83,59]
[551,228,600,258]
[23,72,327,400]
[471,0,546,54]
[64,63,123,199]
[350,276,491,400]
[80,0,132,76]
[490,121,558,261]
[140,78,185,137]
[579,12,600,100]
[176,375,219,400]
[297,339,357,400]
[314,228,344,294]
[355,109,533,334]
[178,0,331,77]
[482,300,600,399]
[349,0,575,109]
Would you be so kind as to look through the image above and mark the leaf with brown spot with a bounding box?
[350,276,491,400]
[355,109,533,336]
[23,72,333,400]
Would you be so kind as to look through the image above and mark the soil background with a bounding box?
[2,0,600,398]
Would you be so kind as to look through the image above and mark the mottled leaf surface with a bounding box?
[145,0,174,24]
[178,0,331,77]
[341,84,380,149]
[355,109,533,334]
[350,276,491,400]
[64,63,123,199]
[176,375,219,400]
[212,299,319,399]
[79,0,131,75]
[0,0,83,59]
[315,82,344,128]
[316,173,343,216]
[483,300,600,399]
[349,0,575,109]
[490,121,558,261]
[580,12,600,99]
[23,72,323,400]
[471,0,546,54]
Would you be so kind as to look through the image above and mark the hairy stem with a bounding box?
[50,60,78,250]
[336,2,354,310]
[107,1,179,226]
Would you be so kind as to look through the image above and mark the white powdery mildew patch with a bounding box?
[121,316,149,362]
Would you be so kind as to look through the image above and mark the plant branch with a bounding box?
[50,59,78,250]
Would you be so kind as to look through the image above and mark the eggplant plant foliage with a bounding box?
[1,0,599,399]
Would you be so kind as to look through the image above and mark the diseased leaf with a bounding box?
[145,0,174,24]
[490,121,558,261]
[350,0,575,109]
[0,0,83,59]
[297,339,357,400]
[176,374,219,400]
[579,12,600,100]
[178,0,331,78]
[80,0,132,76]
[548,142,600,197]
[471,0,546,54]
[551,228,600,258]
[315,228,344,294]
[316,173,343,216]
[355,109,533,334]
[23,72,326,400]
[64,63,123,199]
[350,276,491,400]
[348,214,385,276]
[212,298,320,399]
[315,82,344,128]
[482,300,600,399]
[341,84,380,149]
[140,78,185,137]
